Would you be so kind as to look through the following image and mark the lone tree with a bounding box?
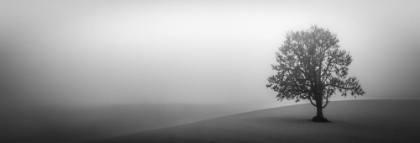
[266,25,365,122]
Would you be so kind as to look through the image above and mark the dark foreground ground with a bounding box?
[1,103,258,143]
[91,100,420,143]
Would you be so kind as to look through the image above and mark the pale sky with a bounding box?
[1,0,419,108]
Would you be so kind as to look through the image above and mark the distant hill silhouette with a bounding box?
[91,100,420,143]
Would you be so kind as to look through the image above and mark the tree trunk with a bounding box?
[316,105,324,119]
[312,94,329,122]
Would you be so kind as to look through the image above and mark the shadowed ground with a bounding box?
[0,103,257,143]
[91,100,420,143]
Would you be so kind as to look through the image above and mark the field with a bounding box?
[1,103,257,143]
[92,100,420,143]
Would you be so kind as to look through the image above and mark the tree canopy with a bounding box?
[266,26,365,113]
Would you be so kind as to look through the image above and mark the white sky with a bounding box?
[1,0,419,108]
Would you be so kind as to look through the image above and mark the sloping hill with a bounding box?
[1,103,257,143]
[92,100,420,143]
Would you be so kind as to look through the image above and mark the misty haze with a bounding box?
[1,0,420,143]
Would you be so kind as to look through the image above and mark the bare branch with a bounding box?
[322,97,329,108]
[308,94,317,107]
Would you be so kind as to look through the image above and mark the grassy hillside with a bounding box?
[0,103,256,143]
[92,100,420,143]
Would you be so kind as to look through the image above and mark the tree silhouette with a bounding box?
[266,25,365,122]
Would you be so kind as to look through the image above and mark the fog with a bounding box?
[1,0,420,142]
